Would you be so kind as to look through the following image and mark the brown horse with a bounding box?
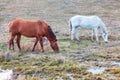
[8,18,59,52]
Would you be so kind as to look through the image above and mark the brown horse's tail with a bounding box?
[8,22,12,32]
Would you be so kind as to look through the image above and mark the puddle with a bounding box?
[112,62,120,66]
[56,76,64,80]
[87,67,105,74]
[0,69,13,80]
[66,73,74,80]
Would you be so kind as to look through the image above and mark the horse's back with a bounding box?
[70,15,104,28]
[9,19,39,36]
[9,18,42,30]
[70,15,100,22]
[9,18,52,37]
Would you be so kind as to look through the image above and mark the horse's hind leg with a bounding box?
[91,29,95,42]
[39,37,44,52]
[8,32,16,50]
[32,38,38,52]
[71,27,76,40]
[16,34,21,50]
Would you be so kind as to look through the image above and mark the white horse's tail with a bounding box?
[8,21,13,32]
[69,20,72,31]
[69,20,72,39]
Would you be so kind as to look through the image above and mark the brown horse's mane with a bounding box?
[48,26,56,40]
[36,20,56,41]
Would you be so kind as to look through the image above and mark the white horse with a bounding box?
[69,15,108,42]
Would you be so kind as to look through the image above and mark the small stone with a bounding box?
[4,52,12,61]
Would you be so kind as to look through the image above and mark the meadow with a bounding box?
[0,0,120,80]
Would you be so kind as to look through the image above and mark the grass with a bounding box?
[0,55,88,79]
[58,35,92,51]
[0,34,119,79]
[0,42,8,52]
[104,67,120,78]
[88,53,108,60]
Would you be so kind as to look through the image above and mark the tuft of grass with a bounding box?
[25,76,41,80]
[95,53,108,59]
[104,68,120,78]
[107,46,120,54]
[0,53,4,62]
[84,53,107,61]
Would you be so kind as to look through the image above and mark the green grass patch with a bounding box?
[0,42,8,53]
[69,40,90,50]
[88,53,108,60]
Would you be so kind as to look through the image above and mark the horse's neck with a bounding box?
[100,24,107,34]
[46,26,57,42]
[46,36,56,43]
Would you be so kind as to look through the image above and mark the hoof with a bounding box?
[76,40,80,42]
[31,50,34,52]
[105,41,108,43]
[41,50,44,53]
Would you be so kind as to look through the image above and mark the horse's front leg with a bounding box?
[91,29,95,42]
[94,28,99,42]
[16,34,21,51]
[32,38,38,52]
[39,37,44,52]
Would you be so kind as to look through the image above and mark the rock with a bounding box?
[16,74,26,80]
[4,51,12,61]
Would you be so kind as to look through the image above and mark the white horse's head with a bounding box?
[101,26,108,43]
[102,31,108,42]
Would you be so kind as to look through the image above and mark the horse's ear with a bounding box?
[48,25,50,28]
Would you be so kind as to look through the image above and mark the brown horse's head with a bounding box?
[50,40,59,52]
[46,26,59,52]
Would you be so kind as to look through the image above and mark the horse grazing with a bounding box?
[8,18,59,52]
[69,15,108,42]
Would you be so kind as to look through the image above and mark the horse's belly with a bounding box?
[80,21,98,29]
[83,26,96,29]
[80,24,94,29]
[24,35,35,37]
[19,27,37,37]
[21,32,36,37]
[22,34,35,37]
